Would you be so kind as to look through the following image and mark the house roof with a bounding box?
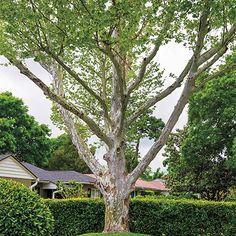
[85,174,168,192]
[0,153,12,161]
[22,162,95,184]
[135,179,168,191]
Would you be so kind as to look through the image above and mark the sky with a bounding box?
[0,42,192,171]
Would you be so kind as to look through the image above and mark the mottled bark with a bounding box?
[103,185,130,232]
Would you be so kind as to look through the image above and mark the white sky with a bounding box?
[0,42,192,171]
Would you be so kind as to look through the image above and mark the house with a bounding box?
[0,154,168,198]
[0,154,98,198]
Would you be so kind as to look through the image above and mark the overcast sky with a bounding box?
[0,42,192,171]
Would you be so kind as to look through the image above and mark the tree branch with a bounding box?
[127,13,174,96]
[43,48,111,124]
[127,23,236,126]
[197,62,236,91]
[51,65,104,176]
[196,46,228,77]
[127,57,193,126]
[7,58,112,147]
[128,79,195,184]
[57,104,104,176]
[128,7,211,183]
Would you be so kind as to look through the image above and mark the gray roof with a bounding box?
[22,162,95,184]
[0,153,12,161]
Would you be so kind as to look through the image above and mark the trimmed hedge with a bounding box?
[45,198,236,236]
[0,179,54,236]
[45,198,104,235]
[130,198,236,236]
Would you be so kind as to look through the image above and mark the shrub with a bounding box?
[0,179,54,236]
[45,197,236,236]
[56,180,86,198]
[45,198,104,235]
[130,198,236,236]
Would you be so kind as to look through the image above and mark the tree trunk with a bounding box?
[103,191,130,232]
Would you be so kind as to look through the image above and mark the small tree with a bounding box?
[0,1,236,232]
[56,180,86,199]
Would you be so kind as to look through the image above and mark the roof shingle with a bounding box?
[22,162,95,184]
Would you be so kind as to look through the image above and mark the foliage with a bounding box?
[224,187,236,202]
[130,198,236,236]
[164,74,236,200]
[0,92,51,167]
[141,167,165,181]
[126,111,165,173]
[48,133,92,173]
[45,198,104,236]
[45,198,236,236]
[56,180,86,199]
[163,128,190,192]
[0,179,54,236]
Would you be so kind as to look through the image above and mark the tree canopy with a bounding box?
[0,92,51,167]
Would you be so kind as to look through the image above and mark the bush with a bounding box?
[45,198,104,235]
[130,198,236,235]
[45,197,236,236]
[0,179,54,236]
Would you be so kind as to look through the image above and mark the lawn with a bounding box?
[80,233,149,236]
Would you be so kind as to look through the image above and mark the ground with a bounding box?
[80,233,150,236]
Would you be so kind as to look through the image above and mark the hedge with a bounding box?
[0,179,54,236]
[45,198,104,235]
[45,198,236,236]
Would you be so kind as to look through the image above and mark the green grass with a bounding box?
[80,233,149,236]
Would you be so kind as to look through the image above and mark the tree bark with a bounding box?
[103,186,130,232]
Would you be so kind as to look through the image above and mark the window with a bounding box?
[91,188,100,198]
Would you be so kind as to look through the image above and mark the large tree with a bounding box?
[164,73,236,200]
[0,0,236,232]
[0,92,51,167]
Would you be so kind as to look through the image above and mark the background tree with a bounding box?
[48,133,92,173]
[0,92,51,167]
[164,72,236,200]
[141,167,165,181]
[126,110,164,172]
[0,0,236,232]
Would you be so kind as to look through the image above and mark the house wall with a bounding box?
[83,184,102,198]
[0,156,35,180]
[1,177,32,187]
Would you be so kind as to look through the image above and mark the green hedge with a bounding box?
[130,198,236,235]
[45,198,236,236]
[0,179,54,236]
[45,198,104,235]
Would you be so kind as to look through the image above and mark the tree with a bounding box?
[141,167,165,181]
[0,92,51,167]
[163,128,190,193]
[126,110,164,172]
[0,1,235,232]
[48,133,92,173]
[56,180,86,199]
[164,73,236,200]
